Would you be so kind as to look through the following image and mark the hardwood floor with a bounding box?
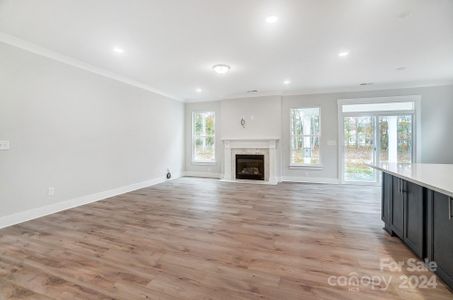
[0,177,451,299]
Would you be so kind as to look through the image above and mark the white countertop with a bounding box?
[369,163,453,198]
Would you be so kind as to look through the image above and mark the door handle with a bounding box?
[449,197,452,220]
[399,179,404,194]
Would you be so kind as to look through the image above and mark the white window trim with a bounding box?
[289,164,324,169]
[337,95,421,185]
[289,106,322,168]
[192,111,216,164]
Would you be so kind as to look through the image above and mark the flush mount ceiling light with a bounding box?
[283,79,291,85]
[113,46,124,54]
[195,88,203,93]
[265,16,279,23]
[212,64,231,74]
[338,50,350,57]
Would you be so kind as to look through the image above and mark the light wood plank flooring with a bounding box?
[0,178,451,299]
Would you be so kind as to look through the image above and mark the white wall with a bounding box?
[220,96,281,139]
[185,85,453,183]
[282,94,338,181]
[415,85,453,163]
[0,42,184,219]
[184,96,282,178]
[184,101,222,177]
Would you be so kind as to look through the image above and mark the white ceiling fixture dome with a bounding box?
[265,16,278,23]
[212,64,231,74]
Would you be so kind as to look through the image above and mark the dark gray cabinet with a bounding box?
[382,175,424,257]
[381,172,453,290]
[381,173,392,227]
[390,176,405,238]
[403,180,424,258]
[427,191,453,288]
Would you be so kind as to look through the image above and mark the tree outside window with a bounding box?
[290,108,321,165]
[192,112,215,162]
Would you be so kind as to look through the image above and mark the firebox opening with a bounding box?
[235,154,265,180]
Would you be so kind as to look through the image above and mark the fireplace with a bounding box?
[223,138,278,184]
[235,154,265,180]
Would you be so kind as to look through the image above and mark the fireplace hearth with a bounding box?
[235,154,265,180]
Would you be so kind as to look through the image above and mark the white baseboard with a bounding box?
[183,171,222,179]
[220,179,278,185]
[0,175,178,230]
[183,173,340,184]
[281,176,340,184]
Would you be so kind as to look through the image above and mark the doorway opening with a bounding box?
[338,97,419,184]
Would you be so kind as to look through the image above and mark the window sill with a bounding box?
[289,164,324,170]
[192,161,217,166]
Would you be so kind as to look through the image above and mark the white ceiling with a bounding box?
[1,0,453,102]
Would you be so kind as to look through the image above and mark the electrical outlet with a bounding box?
[48,187,55,196]
[0,140,10,150]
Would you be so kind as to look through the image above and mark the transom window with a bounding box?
[290,108,321,166]
[192,111,215,163]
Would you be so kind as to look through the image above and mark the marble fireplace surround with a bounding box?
[222,138,279,185]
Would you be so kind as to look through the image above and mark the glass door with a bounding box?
[342,113,414,183]
[340,99,417,184]
[378,115,413,164]
[343,116,377,182]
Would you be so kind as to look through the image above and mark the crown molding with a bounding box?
[280,79,453,97]
[185,79,453,103]
[0,32,182,102]
[3,32,451,104]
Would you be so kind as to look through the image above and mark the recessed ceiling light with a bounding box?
[212,64,231,74]
[283,80,291,85]
[265,16,278,23]
[113,47,124,54]
[338,51,350,57]
[195,88,203,93]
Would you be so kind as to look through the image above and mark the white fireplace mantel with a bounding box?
[222,138,279,184]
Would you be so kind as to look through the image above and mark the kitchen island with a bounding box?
[370,163,453,291]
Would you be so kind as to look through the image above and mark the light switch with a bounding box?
[48,187,55,196]
[0,140,10,150]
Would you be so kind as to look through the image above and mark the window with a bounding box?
[342,101,415,113]
[290,108,321,166]
[192,111,215,163]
